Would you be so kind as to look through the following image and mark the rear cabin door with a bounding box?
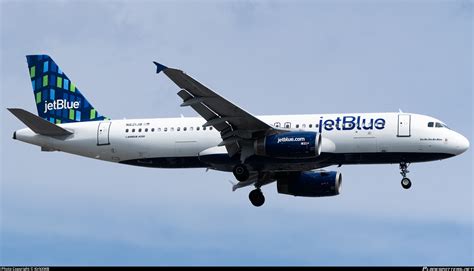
[97,122,111,145]
[397,114,411,137]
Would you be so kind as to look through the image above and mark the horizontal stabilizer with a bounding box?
[8,108,72,136]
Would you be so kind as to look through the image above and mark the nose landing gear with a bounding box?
[400,162,412,189]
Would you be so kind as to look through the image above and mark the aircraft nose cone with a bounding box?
[455,133,469,155]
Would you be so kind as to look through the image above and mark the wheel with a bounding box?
[249,189,265,207]
[401,177,412,189]
[233,164,250,182]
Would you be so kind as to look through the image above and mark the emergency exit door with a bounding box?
[97,122,111,145]
[397,114,411,137]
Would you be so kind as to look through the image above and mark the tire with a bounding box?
[233,164,250,182]
[401,177,412,189]
[249,189,265,207]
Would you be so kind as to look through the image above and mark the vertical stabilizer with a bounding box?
[26,54,107,123]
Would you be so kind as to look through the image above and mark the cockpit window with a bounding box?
[429,121,450,129]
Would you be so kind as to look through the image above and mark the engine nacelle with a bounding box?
[277,171,342,197]
[254,132,322,159]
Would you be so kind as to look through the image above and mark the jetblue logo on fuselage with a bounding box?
[318,116,385,133]
[277,137,306,143]
[43,99,80,113]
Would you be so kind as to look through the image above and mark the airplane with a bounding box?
[8,55,470,207]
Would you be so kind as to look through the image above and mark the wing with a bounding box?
[154,62,282,157]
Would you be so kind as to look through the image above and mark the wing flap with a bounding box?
[177,88,231,131]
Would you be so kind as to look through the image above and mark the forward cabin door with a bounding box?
[397,114,411,137]
[97,122,111,145]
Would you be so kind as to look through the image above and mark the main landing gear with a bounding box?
[399,162,412,189]
[232,164,266,207]
[233,164,250,182]
[249,188,265,207]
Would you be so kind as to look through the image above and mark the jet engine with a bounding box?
[254,132,322,159]
[277,171,342,197]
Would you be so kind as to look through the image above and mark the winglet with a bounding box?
[153,61,167,74]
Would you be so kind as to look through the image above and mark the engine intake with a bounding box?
[254,132,322,159]
[277,171,342,197]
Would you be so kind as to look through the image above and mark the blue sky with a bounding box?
[1,0,472,266]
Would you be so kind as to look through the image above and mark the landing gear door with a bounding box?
[397,114,411,137]
[97,122,111,145]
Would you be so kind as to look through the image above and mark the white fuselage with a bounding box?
[13,112,469,171]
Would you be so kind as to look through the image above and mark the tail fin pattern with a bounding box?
[26,55,107,124]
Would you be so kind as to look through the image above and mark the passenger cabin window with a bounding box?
[177,127,181,131]
[428,122,434,127]
[132,129,135,132]
[158,128,161,132]
[309,124,312,128]
[296,124,299,128]
[209,127,213,130]
[284,122,291,128]
[274,122,281,128]
[138,128,142,132]
[164,128,168,132]
[145,128,148,132]
[302,124,306,128]
[197,127,200,131]
[126,129,129,133]
[151,128,155,132]
[183,127,187,131]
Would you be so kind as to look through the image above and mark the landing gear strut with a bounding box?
[233,164,250,182]
[249,188,265,207]
[399,162,412,189]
